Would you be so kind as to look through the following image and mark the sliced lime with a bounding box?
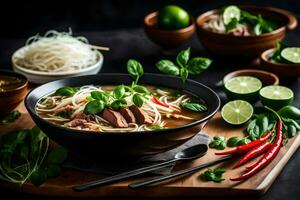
[280,47,300,64]
[259,85,294,110]
[221,100,253,125]
[223,5,241,25]
[224,76,262,102]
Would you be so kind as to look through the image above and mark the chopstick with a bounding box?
[128,155,234,189]
[89,44,110,51]
[72,160,175,191]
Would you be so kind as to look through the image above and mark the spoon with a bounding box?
[73,144,208,191]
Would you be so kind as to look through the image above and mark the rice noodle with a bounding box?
[36,85,203,132]
[14,29,109,73]
[203,14,252,36]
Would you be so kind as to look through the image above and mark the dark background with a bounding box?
[0,0,299,38]
[0,0,299,200]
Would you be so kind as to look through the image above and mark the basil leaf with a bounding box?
[55,86,78,97]
[133,85,149,94]
[180,68,189,83]
[110,99,127,110]
[156,60,180,76]
[227,136,241,147]
[256,114,269,136]
[176,47,190,67]
[225,18,238,32]
[2,110,21,124]
[209,136,226,150]
[91,91,109,103]
[127,59,144,84]
[133,94,144,107]
[241,11,258,25]
[181,102,207,112]
[47,147,68,165]
[236,138,251,146]
[113,85,126,99]
[187,57,212,75]
[203,168,225,183]
[84,100,105,114]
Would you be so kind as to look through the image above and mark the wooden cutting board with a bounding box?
[0,101,299,198]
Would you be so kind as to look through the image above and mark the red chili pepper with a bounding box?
[151,97,169,108]
[215,133,271,156]
[230,119,283,181]
[234,141,272,168]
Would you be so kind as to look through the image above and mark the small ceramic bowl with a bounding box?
[144,11,196,49]
[260,48,300,78]
[12,47,103,84]
[222,69,279,103]
[196,6,297,57]
[0,70,28,116]
[223,69,279,86]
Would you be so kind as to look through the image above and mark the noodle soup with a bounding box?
[36,85,207,132]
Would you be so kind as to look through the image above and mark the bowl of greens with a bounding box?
[260,43,300,78]
[196,5,297,57]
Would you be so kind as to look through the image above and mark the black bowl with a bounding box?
[25,73,220,157]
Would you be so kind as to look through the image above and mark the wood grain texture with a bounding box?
[0,102,299,198]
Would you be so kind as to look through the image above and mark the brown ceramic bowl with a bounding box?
[260,48,300,78]
[196,6,297,57]
[223,69,279,103]
[0,70,28,116]
[144,11,196,49]
[223,69,279,86]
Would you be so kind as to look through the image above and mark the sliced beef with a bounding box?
[54,105,74,115]
[74,112,95,121]
[101,108,128,128]
[129,105,153,124]
[65,119,87,127]
[119,108,136,123]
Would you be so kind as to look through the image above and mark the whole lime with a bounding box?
[158,5,190,30]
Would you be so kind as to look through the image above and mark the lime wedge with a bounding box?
[280,47,300,64]
[224,76,262,102]
[223,5,241,25]
[259,85,294,110]
[221,100,253,125]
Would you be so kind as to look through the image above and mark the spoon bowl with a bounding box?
[175,144,208,160]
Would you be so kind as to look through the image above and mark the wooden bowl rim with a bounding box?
[196,5,296,39]
[144,11,196,34]
[261,48,300,67]
[0,70,28,94]
[223,69,280,85]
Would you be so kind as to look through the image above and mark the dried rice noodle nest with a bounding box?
[14,29,109,73]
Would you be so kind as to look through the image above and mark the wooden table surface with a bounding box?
[0,28,299,199]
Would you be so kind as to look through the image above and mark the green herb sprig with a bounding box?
[203,167,226,182]
[209,136,226,150]
[2,110,21,124]
[156,47,212,83]
[0,126,68,186]
[224,7,278,35]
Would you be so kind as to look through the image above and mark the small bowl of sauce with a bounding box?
[0,70,28,116]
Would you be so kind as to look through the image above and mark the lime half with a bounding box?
[221,100,253,125]
[223,5,241,25]
[281,47,300,64]
[224,76,262,102]
[259,85,294,110]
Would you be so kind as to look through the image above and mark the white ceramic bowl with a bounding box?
[12,46,103,84]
